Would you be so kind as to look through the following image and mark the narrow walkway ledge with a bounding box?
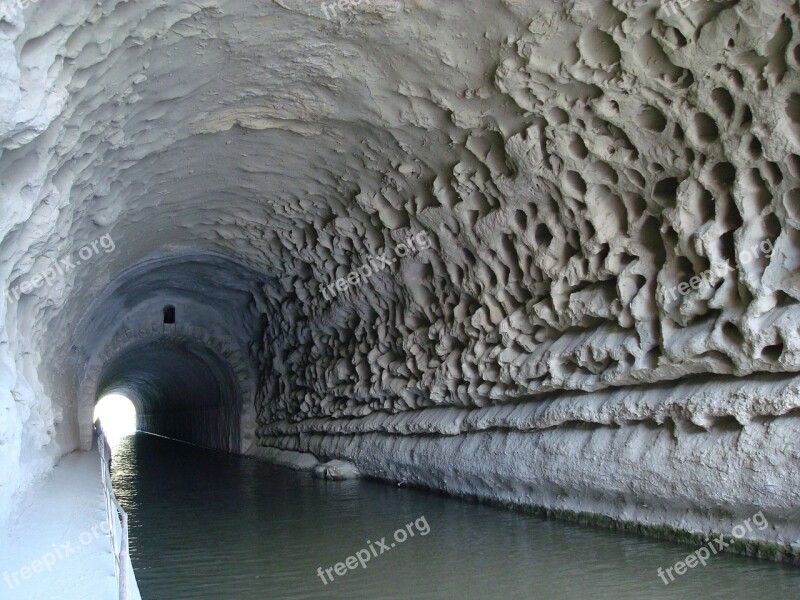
[0,448,140,600]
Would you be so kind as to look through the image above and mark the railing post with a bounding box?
[119,510,130,600]
[96,425,131,600]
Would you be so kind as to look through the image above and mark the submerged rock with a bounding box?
[247,447,320,471]
[313,460,361,481]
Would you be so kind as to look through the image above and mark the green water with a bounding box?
[111,433,800,599]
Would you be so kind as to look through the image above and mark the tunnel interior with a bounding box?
[94,339,242,452]
[0,0,798,563]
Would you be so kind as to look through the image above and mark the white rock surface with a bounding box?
[264,414,800,554]
[246,445,320,471]
[0,0,798,556]
[313,459,361,480]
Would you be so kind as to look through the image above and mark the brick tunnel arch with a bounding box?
[89,338,243,452]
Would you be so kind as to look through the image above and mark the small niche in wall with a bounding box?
[163,305,176,324]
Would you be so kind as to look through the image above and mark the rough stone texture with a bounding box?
[0,0,798,549]
[264,414,800,557]
[313,459,361,480]
[246,445,319,471]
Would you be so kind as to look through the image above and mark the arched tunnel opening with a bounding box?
[93,393,136,442]
[94,339,242,452]
[1,0,800,598]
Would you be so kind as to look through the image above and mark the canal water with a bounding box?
[111,433,800,599]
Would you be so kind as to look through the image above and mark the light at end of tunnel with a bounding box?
[94,393,137,447]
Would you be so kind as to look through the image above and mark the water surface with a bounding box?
[111,433,800,599]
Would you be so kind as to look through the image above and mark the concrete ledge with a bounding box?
[0,450,141,599]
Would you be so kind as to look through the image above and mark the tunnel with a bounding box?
[0,0,799,598]
[94,339,242,451]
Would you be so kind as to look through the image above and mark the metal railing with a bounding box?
[97,427,131,600]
